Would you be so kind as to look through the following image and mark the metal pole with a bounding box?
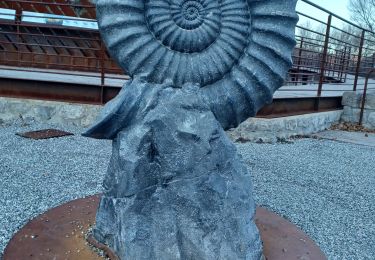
[344,47,351,82]
[353,30,365,91]
[316,14,332,110]
[16,10,21,67]
[296,37,304,85]
[16,23,20,67]
[359,69,375,125]
[11,1,20,66]
[339,46,347,81]
[100,40,105,104]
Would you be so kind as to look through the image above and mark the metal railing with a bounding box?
[0,1,125,102]
[0,0,374,106]
[359,69,375,125]
[288,0,375,96]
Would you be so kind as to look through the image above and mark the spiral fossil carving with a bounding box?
[96,0,298,129]
[86,1,298,259]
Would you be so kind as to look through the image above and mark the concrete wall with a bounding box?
[341,91,375,130]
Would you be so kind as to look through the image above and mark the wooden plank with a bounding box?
[30,2,49,14]
[79,0,96,19]
[45,1,64,16]
[27,27,59,67]
[44,28,74,70]
[0,31,18,66]
[4,25,33,66]
[55,0,76,17]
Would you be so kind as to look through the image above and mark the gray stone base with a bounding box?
[341,91,375,130]
[228,110,343,143]
[341,107,375,129]
[86,81,263,259]
[342,91,375,110]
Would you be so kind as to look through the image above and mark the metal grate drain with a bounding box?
[16,129,74,140]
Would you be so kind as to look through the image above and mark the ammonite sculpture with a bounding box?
[95,0,298,130]
[85,1,298,259]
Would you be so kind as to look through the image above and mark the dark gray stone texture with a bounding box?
[86,0,298,259]
[95,0,298,130]
[341,91,375,130]
[86,80,262,259]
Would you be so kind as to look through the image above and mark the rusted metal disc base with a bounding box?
[4,195,326,260]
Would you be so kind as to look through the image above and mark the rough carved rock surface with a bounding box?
[87,80,262,259]
[85,0,298,259]
[96,0,298,130]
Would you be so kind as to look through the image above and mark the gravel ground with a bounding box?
[237,139,375,260]
[0,122,374,259]
[0,122,112,258]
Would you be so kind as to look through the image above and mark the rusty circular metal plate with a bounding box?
[16,129,74,140]
[4,195,326,260]
[255,208,326,260]
[3,195,103,260]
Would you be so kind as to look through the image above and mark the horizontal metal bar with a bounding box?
[301,0,375,34]
[3,0,95,8]
[0,76,343,118]
[0,77,120,104]
[257,96,343,117]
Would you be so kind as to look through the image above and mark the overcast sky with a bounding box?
[297,0,351,26]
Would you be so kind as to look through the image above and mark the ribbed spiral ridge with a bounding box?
[96,0,298,129]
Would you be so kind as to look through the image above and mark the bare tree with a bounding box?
[296,21,326,53]
[298,21,313,40]
[330,25,362,52]
[348,0,375,31]
[348,0,375,62]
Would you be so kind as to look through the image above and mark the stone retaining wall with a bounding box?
[0,97,101,127]
[0,97,343,142]
[228,110,343,143]
[341,91,375,130]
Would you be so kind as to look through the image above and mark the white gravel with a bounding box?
[1,122,374,259]
[237,138,375,260]
[0,122,111,258]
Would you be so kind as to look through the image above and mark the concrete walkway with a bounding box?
[314,130,375,147]
[1,66,373,98]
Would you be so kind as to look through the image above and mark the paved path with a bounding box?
[314,130,375,147]
[274,74,374,98]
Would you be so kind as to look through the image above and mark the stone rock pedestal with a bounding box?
[84,80,262,259]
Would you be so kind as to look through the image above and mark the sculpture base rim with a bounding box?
[3,195,326,260]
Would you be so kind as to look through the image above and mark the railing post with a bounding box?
[13,3,26,68]
[100,40,105,104]
[296,37,304,85]
[353,30,365,91]
[339,46,347,81]
[15,7,21,67]
[344,47,351,82]
[359,69,375,125]
[16,22,20,67]
[316,14,332,110]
